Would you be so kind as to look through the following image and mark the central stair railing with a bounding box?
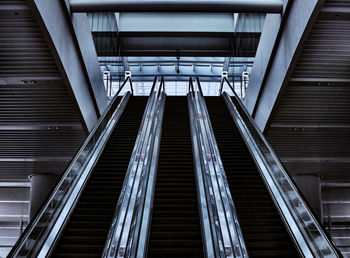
[103,77,166,258]
[9,78,133,258]
[188,77,248,258]
[221,77,342,257]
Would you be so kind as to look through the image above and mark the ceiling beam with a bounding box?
[223,57,231,72]
[122,57,130,72]
[71,0,283,13]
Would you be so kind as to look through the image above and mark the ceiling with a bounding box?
[0,0,86,181]
[266,0,350,181]
[88,12,265,57]
[88,12,264,82]
[264,1,350,255]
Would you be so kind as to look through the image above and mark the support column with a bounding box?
[30,0,108,131]
[28,174,59,220]
[293,174,323,222]
[244,0,324,132]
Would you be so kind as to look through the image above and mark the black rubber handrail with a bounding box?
[221,77,343,257]
[9,77,132,257]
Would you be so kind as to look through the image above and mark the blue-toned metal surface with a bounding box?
[99,57,254,83]
[103,81,165,258]
[88,12,264,57]
[188,79,248,258]
[222,78,341,257]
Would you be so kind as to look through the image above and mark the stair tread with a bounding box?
[147,97,203,257]
[52,97,147,256]
[205,96,298,257]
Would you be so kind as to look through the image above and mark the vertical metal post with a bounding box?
[240,77,243,98]
[196,77,204,97]
[129,78,134,95]
[189,77,195,93]
[150,76,158,94]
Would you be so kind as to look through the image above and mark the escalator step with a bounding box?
[51,97,147,257]
[205,97,299,257]
[147,97,203,258]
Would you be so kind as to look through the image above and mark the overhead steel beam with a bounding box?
[223,57,231,71]
[122,57,130,72]
[70,0,283,13]
[245,0,323,132]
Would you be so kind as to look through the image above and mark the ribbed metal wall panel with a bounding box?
[323,0,350,8]
[267,0,350,179]
[267,127,350,157]
[0,84,82,123]
[265,0,350,255]
[0,1,60,79]
[323,181,350,257]
[0,162,70,181]
[269,82,350,125]
[293,19,350,80]
[0,0,86,180]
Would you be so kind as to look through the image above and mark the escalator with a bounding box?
[147,97,204,257]
[10,77,340,257]
[205,97,299,257]
[52,96,148,257]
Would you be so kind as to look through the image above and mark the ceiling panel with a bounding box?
[265,1,350,255]
[0,0,86,180]
[267,0,350,179]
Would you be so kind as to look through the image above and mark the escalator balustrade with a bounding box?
[147,97,204,258]
[205,96,298,257]
[52,97,148,257]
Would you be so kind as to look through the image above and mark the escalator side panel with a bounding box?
[205,97,298,257]
[52,97,148,257]
[147,97,204,258]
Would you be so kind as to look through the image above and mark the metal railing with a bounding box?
[188,77,248,258]
[115,76,134,96]
[9,78,133,257]
[221,77,342,257]
[103,77,166,258]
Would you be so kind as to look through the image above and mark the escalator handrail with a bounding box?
[188,81,248,258]
[102,80,166,258]
[136,90,165,257]
[115,76,134,96]
[9,87,132,257]
[221,78,342,257]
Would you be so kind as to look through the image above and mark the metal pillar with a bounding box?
[28,174,59,220]
[70,0,283,13]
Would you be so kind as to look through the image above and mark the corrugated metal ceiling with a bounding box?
[0,0,86,181]
[266,0,350,179]
[265,0,350,255]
